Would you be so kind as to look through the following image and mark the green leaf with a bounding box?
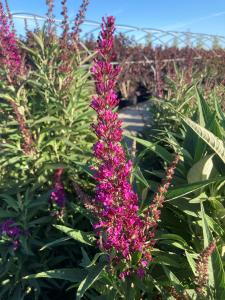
[187,154,215,183]
[185,250,196,274]
[53,225,95,246]
[23,268,86,283]
[166,176,225,200]
[201,203,225,298]
[196,87,212,128]
[162,265,183,287]
[0,209,17,218]
[182,116,225,164]
[30,32,45,53]
[40,237,71,251]
[0,194,19,212]
[158,234,189,249]
[215,97,225,123]
[123,134,173,163]
[76,261,107,300]
[31,116,58,127]
[151,250,185,268]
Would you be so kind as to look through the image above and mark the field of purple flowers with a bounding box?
[1,1,225,299]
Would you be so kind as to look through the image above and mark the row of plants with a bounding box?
[0,0,95,298]
[0,0,225,299]
[84,34,225,102]
[9,2,225,105]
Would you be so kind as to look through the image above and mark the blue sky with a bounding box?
[7,0,225,36]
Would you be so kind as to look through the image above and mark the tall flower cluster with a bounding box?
[4,0,15,33]
[0,2,34,155]
[59,0,90,85]
[72,0,89,41]
[0,1,24,81]
[59,0,72,75]
[91,16,152,275]
[60,0,69,41]
[0,219,21,250]
[90,16,180,278]
[45,0,56,38]
[166,286,189,300]
[8,99,35,155]
[195,241,216,296]
[145,154,180,246]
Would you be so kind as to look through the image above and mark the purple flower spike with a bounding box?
[1,219,20,238]
[50,168,66,208]
[88,17,180,279]
[0,2,25,81]
[0,219,21,250]
[90,16,152,277]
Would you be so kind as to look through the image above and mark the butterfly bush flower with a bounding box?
[0,2,34,155]
[50,168,66,211]
[59,0,90,87]
[0,219,21,250]
[72,0,89,41]
[59,0,72,79]
[90,16,180,278]
[46,0,56,38]
[4,0,15,33]
[144,154,180,245]
[0,1,25,81]
[195,241,216,296]
[91,16,152,276]
[166,286,189,300]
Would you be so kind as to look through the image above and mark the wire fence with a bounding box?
[12,12,225,50]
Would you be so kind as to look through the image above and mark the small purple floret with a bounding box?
[0,219,21,250]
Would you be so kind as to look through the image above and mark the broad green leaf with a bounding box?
[0,209,17,218]
[85,253,107,268]
[166,176,225,200]
[31,116,58,126]
[30,32,45,53]
[76,261,107,300]
[168,198,199,217]
[123,134,173,163]
[215,97,225,123]
[0,194,19,212]
[124,134,185,175]
[185,250,196,274]
[182,116,225,164]
[40,237,71,251]
[158,234,189,249]
[53,225,95,246]
[23,268,86,283]
[196,87,212,128]
[162,265,183,286]
[151,250,185,268]
[187,154,215,183]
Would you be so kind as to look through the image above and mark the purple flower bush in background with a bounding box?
[0,1,35,155]
[0,1,25,81]
[0,219,21,250]
[72,0,89,41]
[46,0,56,37]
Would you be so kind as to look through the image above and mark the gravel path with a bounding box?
[119,101,152,147]
[119,101,151,134]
